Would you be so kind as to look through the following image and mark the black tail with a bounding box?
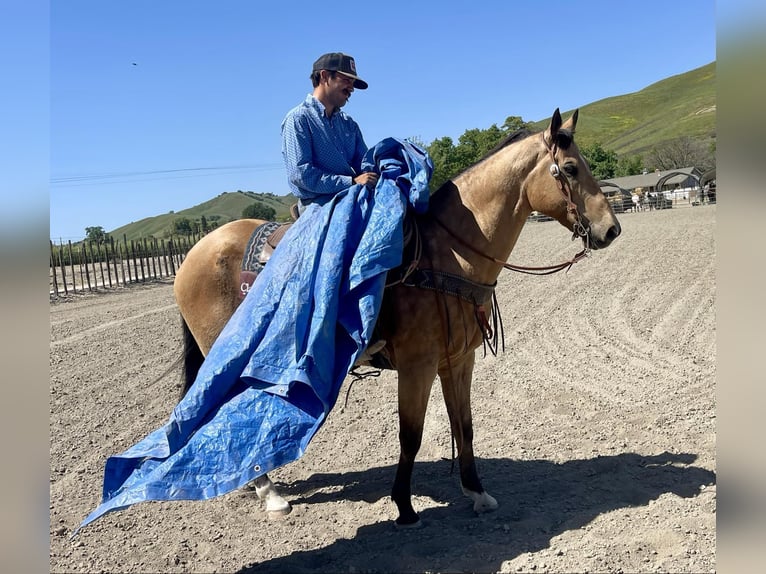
[180,315,205,399]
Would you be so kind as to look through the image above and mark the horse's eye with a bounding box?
[562,163,578,177]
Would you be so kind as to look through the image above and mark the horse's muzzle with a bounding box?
[589,220,621,249]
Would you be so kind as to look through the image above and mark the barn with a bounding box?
[599,166,714,211]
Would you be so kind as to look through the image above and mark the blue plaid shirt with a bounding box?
[281,95,369,203]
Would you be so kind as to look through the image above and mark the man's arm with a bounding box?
[281,114,354,199]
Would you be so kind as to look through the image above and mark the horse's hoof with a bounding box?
[462,487,499,514]
[473,492,498,514]
[266,505,292,519]
[394,517,423,530]
[264,498,292,517]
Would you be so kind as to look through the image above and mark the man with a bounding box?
[281,52,379,214]
[281,52,385,364]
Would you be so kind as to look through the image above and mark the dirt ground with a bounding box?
[50,205,716,574]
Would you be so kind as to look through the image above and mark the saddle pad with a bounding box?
[239,221,282,299]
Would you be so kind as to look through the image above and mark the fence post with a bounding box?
[50,241,59,297]
[181,236,189,266]
[114,241,126,287]
[152,238,162,279]
[82,242,92,292]
[133,239,144,282]
[168,237,177,275]
[96,242,107,288]
[161,239,170,276]
[67,240,76,294]
[129,239,139,283]
[143,237,153,280]
[110,236,120,287]
[104,240,113,288]
[123,234,132,283]
[88,241,99,290]
[58,239,69,296]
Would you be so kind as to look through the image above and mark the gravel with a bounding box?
[50,205,716,573]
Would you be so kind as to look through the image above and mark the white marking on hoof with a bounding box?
[253,476,292,517]
[266,501,292,519]
[461,487,499,514]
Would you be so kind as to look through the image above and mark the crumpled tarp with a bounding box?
[77,138,433,531]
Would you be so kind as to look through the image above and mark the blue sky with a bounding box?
[47,0,716,241]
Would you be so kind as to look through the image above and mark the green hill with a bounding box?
[109,191,296,241]
[110,62,714,241]
[530,62,715,156]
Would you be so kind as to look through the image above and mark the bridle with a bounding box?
[543,133,591,245]
[429,134,592,276]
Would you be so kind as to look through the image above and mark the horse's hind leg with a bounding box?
[251,475,292,517]
[179,315,205,399]
[391,369,436,529]
[438,354,498,514]
[176,325,292,517]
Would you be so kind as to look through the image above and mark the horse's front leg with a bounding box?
[249,474,291,517]
[391,366,437,529]
[438,353,498,514]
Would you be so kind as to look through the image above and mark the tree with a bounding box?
[242,202,276,221]
[172,217,193,236]
[501,115,533,134]
[615,154,644,177]
[580,142,619,180]
[453,125,504,169]
[647,136,715,172]
[85,226,108,243]
[426,136,457,191]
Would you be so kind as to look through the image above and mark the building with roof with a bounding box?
[599,166,713,211]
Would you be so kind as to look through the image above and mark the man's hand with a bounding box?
[354,172,379,188]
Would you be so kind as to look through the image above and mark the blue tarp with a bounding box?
[78,138,433,531]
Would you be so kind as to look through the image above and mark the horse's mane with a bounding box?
[485,128,535,158]
[429,126,576,198]
[430,128,533,197]
[487,127,574,156]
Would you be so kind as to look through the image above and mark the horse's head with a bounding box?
[529,108,621,249]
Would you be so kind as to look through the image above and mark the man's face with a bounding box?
[327,71,355,109]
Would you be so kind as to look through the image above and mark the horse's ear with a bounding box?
[545,108,562,146]
[562,108,579,132]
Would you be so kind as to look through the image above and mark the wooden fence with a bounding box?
[49,234,202,298]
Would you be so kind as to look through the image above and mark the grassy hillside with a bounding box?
[111,62,714,241]
[109,191,296,241]
[530,62,715,156]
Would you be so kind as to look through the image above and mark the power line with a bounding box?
[51,163,284,186]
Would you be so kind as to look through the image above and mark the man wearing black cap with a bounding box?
[281,52,379,214]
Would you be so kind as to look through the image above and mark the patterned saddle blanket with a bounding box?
[239,221,293,300]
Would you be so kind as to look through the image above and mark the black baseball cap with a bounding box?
[312,52,368,89]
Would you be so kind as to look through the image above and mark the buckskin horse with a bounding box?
[173,109,621,528]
